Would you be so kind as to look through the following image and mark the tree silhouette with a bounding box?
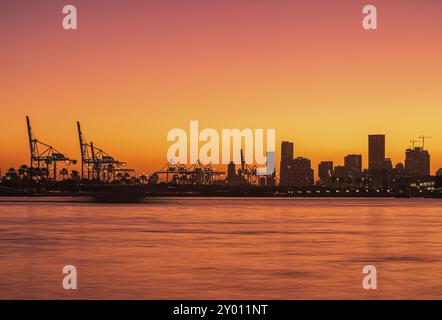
[70,170,80,181]
[60,168,69,180]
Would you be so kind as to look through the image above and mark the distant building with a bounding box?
[292,157,314,187]
[267,173,276,187]
[368,135,385,171]
[344,154,362,182]
[436,169,442,192]
[384,158,393,170]
[267,156,276,187]
[392,162,406,179]
[280,141,294,187]
[259,177,266,187]
[378,158,394,187]
[318,161,333,186]
[333,165,346,187]
[368,135,391,188]
[227,161,238,185]
[333,165,346,179]
[391,162,409,191]
[405,147,430,176]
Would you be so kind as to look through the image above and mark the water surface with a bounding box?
[0,197,441,299]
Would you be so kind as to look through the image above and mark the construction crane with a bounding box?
[419,135,432,149]
[77,121,134,181]
[26,116,76,180]
[409,139,419,149]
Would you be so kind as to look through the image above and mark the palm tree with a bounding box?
[18,165,28,180]
[26,167,35,180]
[60,168,68,180]
[148,173,158,184]
[6,167,17,177]
[139,174,148,184]
[40,168,49,180]
[17,165,29,189]
[70,170,80,181]
[3,168,19,185]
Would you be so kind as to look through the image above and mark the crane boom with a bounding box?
[419,135,432,149]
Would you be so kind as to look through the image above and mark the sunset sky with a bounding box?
[1,0,441,176]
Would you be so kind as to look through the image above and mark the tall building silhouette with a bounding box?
[333,165,346,180]
[318,161,333,186]
[405,147,430,176]
[368,134,388,188]
[344,154,362,182]
[280,141,294,187]
[368,135,385,171]
[227,161,238,185]
[293,157,314,187]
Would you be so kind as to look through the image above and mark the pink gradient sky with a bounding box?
[0,0,441,175]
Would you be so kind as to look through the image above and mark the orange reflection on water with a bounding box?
[0,197,441,299]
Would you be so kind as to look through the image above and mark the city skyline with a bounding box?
[1,1,442,174]
[278,133,435,188]
[0,120,439,181]
[1,1,442,303]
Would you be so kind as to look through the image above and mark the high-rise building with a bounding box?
[384,158,393,170]
[344,154,362,180]
[368,135,385,171]
[227,161,238,185]
[280,141,294,187]
[405,147,430,176]
[333,165,346,179]
[292,157,314,187]
[259,177,266,187]
[318,161,333,186]
[281,141,294,161]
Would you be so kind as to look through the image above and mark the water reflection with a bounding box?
[0,197,441,299]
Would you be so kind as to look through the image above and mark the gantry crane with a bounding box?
[26,116,76,180]
[238,149,257,184]
[154,160,224,184]
[77,121,134,181]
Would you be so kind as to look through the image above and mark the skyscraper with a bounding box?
[318,161,333,186]
[344,154,362,182]
[292,157,314,187]
[333,165,346,180]
[227,161,238,185]
[368,135,385,171]
[280,141,294,187]
[405,147,430,176]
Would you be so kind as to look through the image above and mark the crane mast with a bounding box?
[76,121,134,181]
[26,116,76,180]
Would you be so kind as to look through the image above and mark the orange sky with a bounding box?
[0,0,441,176]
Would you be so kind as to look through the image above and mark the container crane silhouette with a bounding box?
[26,116,76,180]
[77,121,134,181]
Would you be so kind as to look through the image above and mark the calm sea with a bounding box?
[0,197,441,299]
